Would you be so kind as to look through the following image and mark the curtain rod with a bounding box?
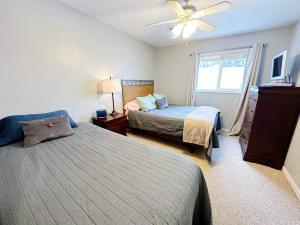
[189,43,268,57]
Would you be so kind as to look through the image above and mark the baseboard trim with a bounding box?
[283,166,300,201]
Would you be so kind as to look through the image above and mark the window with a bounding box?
[196,49,248,93]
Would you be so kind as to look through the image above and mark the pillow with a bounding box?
[0,110,77,147]
[136,94,157,112]
[153,93,167,100]
[154,93,169,109]
[156,97,168,109]
[19,115,74,147]
[124,99,140,111]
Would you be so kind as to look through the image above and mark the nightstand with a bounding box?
[92,114,127,136]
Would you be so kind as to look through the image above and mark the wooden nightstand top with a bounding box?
[92,114,127,123]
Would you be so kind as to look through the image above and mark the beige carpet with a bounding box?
[127,132,300,225]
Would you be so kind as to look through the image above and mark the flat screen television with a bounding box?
[271,50,287,81]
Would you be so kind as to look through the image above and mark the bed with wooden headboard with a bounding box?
[122,80,154,109]
[121,79,221,161]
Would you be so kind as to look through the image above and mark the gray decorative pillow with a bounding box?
[156,97,168,109]
[19,115,74,147]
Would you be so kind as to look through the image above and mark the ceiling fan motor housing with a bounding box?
[182,5,196,17]
[183,5,196,13]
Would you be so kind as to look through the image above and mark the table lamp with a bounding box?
[99,77,122,116]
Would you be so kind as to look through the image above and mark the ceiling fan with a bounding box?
[148,0,232,39]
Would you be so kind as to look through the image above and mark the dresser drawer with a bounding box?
[241,90,258,134]
[106,121,127,131]
[247,97,257,111]
[239,136,248,155]
[240,127,250,140]
[92,114,128,136]
[244,108,255,124]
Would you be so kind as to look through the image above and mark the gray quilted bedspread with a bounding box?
[128,105,196,137]
[128,105,220,161]
[0,123,212,225]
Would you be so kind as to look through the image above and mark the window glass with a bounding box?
[196,50,248,93]
[219,59,246,90]
[197,61,220,90]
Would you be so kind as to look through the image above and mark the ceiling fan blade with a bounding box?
[195,20,215,32]
[166,0,185,16]
[192,1,231,19]
[147,19,178,27]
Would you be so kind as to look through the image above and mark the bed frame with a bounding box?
[122,79,206,154]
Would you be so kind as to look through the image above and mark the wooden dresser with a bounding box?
[239,86,300,170]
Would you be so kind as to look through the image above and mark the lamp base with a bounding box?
[110,111,118,116]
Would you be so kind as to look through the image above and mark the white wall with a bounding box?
[0,0,155,122]
[154,27,293,129]
[284,20,300,193]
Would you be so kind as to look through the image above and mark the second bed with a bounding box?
[123,80,221,161]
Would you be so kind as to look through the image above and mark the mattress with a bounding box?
[128,105,220,148]
[0,122,212,225]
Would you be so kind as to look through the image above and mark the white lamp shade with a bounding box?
[99,79,122,93]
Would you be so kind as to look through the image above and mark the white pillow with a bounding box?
[124,100,140,111]
[136,94,157,112]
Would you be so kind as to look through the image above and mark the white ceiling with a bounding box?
[59,0,300,47]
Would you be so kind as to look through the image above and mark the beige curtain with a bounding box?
[229,43,264,135]
[186,53,199,106]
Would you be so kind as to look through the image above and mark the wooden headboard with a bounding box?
[122,80,154,107]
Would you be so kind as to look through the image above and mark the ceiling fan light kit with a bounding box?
[148,0,231,39]
[172,23,184,38]
[183,20,198,39]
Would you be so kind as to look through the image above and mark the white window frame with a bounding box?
[196,49,249,94]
